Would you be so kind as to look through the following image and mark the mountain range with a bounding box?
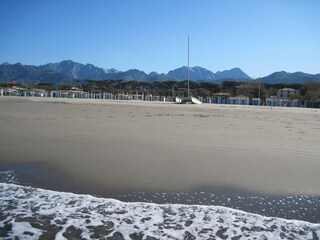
[0,60,251,84]
[261,71,320,84]
[1,60,320,85]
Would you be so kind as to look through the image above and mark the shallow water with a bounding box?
[1,163,320,223]
[1,182,320,240]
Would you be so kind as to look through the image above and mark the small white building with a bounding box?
[277,88,299,99]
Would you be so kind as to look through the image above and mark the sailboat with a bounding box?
[177,36,202,104]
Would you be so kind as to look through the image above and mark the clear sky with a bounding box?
[0,0,319,77]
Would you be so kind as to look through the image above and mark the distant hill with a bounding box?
[2,60,319,85]
[0,62,74,85]
[215,68,251,80]
[261,71,320,84]
[40,60,107,80]
[167,66,217,81]
[109,69,149,82]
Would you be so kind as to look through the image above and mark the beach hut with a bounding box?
[251,98,261,106]
[266,96,279,106]
[266,96,289,107]
[211,93,230,104]
[291,99,302,107]
[3,88,15,96]
[229,95,249,105]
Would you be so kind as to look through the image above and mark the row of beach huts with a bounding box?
[0,86,303,107]
[199,91,302,107]
[0,87,175,102]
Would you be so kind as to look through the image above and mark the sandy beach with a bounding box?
[0,97,320,196]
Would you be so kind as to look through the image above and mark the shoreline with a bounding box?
[2,182,319,239]
[1,154,320,223]
[1,169,320,223]
[1,97,320,222]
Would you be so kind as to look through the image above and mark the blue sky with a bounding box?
[0,0,319,77]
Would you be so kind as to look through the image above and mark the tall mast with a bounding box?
[258,76,261,100]
[187,35,190,99]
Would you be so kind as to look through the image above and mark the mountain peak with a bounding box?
[215,68,251,80]
[165,66,251,82]
[60,59,76,65]
[41,60,107,79]
[104,68,119,74]
[148,71,159,76]
[167,66,216,81]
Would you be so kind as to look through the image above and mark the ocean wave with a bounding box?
[1,183,320,240]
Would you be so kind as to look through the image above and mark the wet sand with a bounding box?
[1,162,320,223]
[0,97,320,197]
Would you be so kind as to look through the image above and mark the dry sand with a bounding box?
[0,97,319,196]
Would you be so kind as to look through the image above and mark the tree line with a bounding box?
[1,79,319,106]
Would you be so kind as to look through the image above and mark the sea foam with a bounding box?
[1,183,320,240]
